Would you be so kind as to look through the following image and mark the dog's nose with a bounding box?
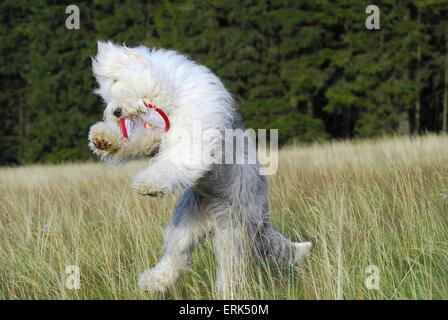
[113,108,122,118]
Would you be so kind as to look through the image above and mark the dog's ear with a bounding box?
[92,41,148,80]
[92,41,120,80]
[92,41,152,104]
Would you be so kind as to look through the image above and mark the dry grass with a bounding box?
[0,134,447,299]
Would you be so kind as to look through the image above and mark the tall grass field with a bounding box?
[0,135,447,299]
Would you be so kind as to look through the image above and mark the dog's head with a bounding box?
[89,42,166,163]
[92,41,166,122]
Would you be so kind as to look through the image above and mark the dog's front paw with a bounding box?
[91,136,113,151]
[138,269,170,293]
[132,181,165,196]
[132,171,168,196]
[88,121,120,154]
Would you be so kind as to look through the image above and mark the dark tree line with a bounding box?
[1,0,447,165]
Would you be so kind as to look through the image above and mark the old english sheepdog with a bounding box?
[88,41,312,297]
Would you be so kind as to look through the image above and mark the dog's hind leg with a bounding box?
[211,206,250,299]
[139,189,207,293]
[247,198,312,267]
[255,224,313,266]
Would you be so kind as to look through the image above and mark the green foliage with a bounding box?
[1,0,447,164]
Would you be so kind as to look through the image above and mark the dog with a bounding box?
[88,41,312,297]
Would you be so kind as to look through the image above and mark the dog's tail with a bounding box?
[250,223,312,267]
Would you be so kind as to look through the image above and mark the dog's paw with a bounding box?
[91,136,113,151]
[132,181,166,196]
[138,269,169,293]
[132,170,172,196]
[293,241,313,264]
[88,121,120,154]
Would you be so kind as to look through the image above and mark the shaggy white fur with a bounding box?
[91,41,233,195]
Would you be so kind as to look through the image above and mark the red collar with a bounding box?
[119,102,170,140]
[143,101,171,132]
